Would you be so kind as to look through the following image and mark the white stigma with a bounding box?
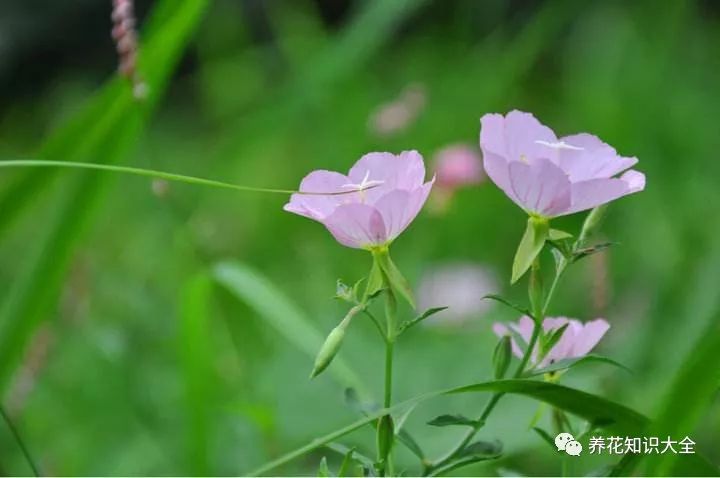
[341,171,384,202]
[535,140,584,151]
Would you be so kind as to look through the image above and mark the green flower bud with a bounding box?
[310,324,347,379]
[492,335,512,379]
[376,414,395,465]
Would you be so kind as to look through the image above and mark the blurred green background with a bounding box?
[0,0,718,475]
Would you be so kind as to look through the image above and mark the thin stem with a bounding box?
[384,340,394,409]
[0,160,376,197]
[379,287,397,477]
[0,404,40,477]
[427,260,566,475]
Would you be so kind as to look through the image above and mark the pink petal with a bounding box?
[323,204,387,249]
[571,319,610,357]
[564,169,645,216]
[482,150,515,203]
[283,170,351,220]
[556,133,638,182]
[508,157,572,217]
[480,111,558,163]
[348,150,426,199]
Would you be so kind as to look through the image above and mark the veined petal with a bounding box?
[564,169,645,216]
[323,204,387,249]
[557,133,638,182]
[283,170,351,220]
[482,150,516,203]
[571,319,610,357]
[349,150,426,200]
[508,158,571,217]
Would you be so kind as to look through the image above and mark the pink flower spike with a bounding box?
[480,110,645,218]
[492,316,610,368]
[284,151,435,249]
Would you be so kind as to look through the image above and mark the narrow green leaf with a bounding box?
[641,313,720,477]
[178,274,214,476]
[548,228,573,241]
[364,259,385,302]
[337,448,356,477]
[318,457,331,477]
[326,443,375,474]
[532,427,556,450]
[572,242,615,263]
[213,262,368,397]
[427,414,478,427]
[511,216,549,283]
[397,307,448,334]
[524,354,630,377]
[376,414,395,467]
[459,440,503,458]
[482,294,532,317]
[373,249,416,309]
[537,323,569,361]
[492,336,513,379]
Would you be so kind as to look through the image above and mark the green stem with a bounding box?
[427,260,566,475]
[379,287,397,476]
[0,160,374,197]
[0,404,40,477]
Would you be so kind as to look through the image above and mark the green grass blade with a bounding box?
[0,0,210,394]
[640,312,720,476]
[212,261,368,398]
[179,274,215,476]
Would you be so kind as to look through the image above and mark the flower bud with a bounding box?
[492,335,512,379]
[376,414,395,465]
[310,325,346,379]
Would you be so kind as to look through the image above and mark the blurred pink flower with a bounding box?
[493,316,610,368]
[417,262,499,327]
[369,84,426,137]
[479,110,645,218]
[284,151,434,249]
[433,144,485,189]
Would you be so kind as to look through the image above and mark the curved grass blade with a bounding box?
[523,355,630,377]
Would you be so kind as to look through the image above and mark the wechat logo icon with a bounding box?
[555,432,583,456]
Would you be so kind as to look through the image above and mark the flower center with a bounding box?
[342,171,385,202]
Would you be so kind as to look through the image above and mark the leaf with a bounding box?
[178,274,215,475]
[458,440,503,458]
[524,355,630,377]
[337,447,356,477]
[639,312,720,477]
[318,457,331,477]
[482,294,532,317]
[213,262,368,397]
[374,250,416,309]
[364,260,385,301]
[396,429,426,463]
[548,228,573,241]
[326,443,375,475]
[397,307,448,334]
[537,323,569,361]
[572,242,616,263]
[532,427,556,449]
[0,0,211,395]
[492,336,512,379]
[427,414,479,427]
[511,216,549,284]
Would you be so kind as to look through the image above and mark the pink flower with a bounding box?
[369,84,426,137]
[284,151,435,249]
[480,110,645,218]
[433,144,485,189]
[493,316,610,368]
